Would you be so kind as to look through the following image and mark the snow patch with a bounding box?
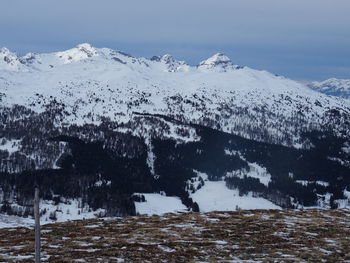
[344,188,350,199]
[0,214,33,228]
[296,180,329,187]
[225,150,271,186]
[342,142,350,154]
[40,198,106,223]
[0,139,21,154]
[190,180,280,212]
[134,193,187,215]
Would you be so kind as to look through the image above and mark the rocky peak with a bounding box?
[55,43,99,64]
[0,47,22,70]
[198,53,241,71]
[151,54,187,72]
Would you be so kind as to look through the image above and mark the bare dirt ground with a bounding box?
[0,209,349,262]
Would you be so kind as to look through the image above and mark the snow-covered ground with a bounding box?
[135,178,281,215]
[343,142,350,154]
[335,189,350,208]
[0,139,21,155]
[0,214,33,228]
[191,180,280,212]
[134,193,187,215]
[226,162,272,187]
[225,150,272,186]
[308,78,350,99]
[296,180,330,187]
[40,198,106,223]
[0,198,106,229]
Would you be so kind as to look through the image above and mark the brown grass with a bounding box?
[0,209,349,262]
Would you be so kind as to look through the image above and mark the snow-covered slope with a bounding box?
[190,180,280,212]
[0,44,350,219]
[134,193,187,215]
[1,44,349,147]
[308,78,350,99]
[197,52,241,71]
[0,48,25,71]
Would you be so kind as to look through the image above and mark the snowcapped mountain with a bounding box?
[308,78,350,99]
[0,44,349,219]
[0,47,24,71]
[197,52,241,71]
[1,43,349,145]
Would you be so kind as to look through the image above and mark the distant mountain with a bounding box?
[197,52,242,71]
[1,43,349,145]
[308,78,350,99]
[0,44,349,221]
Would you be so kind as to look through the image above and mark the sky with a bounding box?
[1,0,349,80]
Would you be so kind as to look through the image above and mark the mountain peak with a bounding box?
[161,54,175,63]
[76,43,92,48]
[198,53,240,71]
[55,43,98,64]
[0,47,11,56]
[75,43,95,52]
[0,47,22,70]
[316,78,350,87]
[150,54,188,72]
[203,53,231,64]
[150,54,179,64]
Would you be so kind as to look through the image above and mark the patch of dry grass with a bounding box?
[0,209,349,262]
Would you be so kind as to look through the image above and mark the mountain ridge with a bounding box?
[1,44,349,146]
[0,43,234,72]
[308,78,350,99]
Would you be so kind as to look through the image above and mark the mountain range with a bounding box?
[0,44,349,222]
[308,78,350,99]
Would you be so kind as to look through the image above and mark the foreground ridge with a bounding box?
[0,209,349,262]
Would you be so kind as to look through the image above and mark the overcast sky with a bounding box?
[1,0,349,80]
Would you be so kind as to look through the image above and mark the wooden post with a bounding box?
[34,186,41,263]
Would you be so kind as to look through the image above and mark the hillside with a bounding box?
[0,44,349,218]
[0,209,349,262]
[308,78,350,99]
[1,44,349,146]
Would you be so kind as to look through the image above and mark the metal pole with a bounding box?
[34,186,41,263]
